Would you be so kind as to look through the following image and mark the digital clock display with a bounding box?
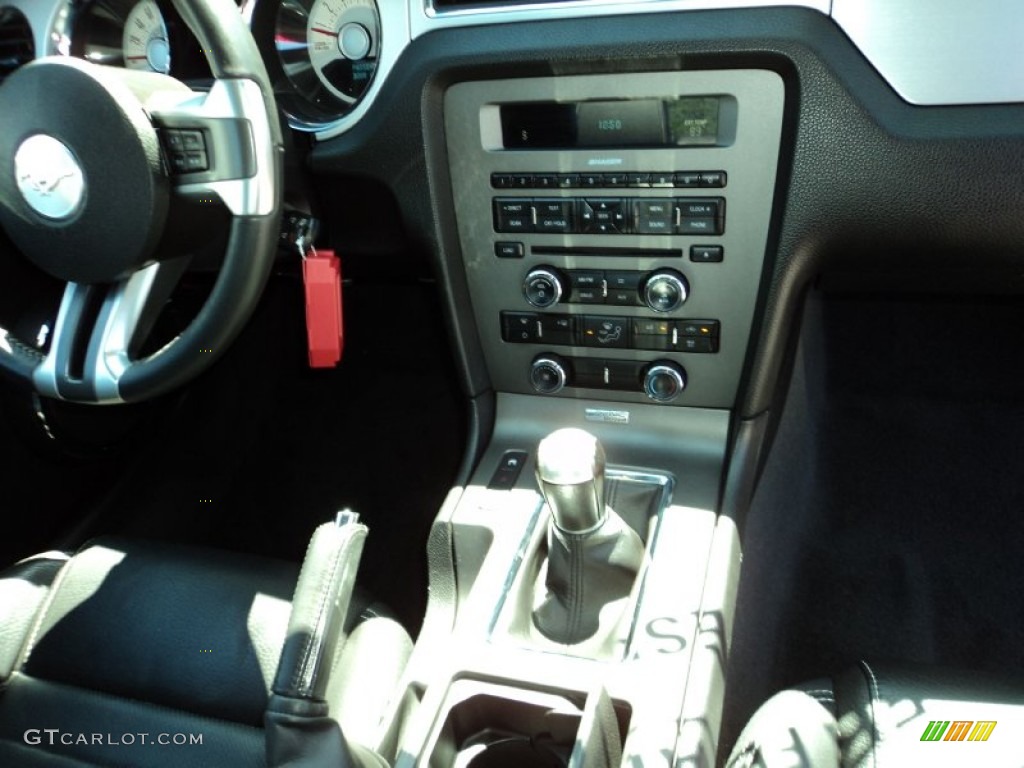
[499,96,722,149]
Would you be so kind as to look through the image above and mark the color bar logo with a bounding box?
[920,721,997,742]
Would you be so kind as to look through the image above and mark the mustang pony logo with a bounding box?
[18,168,74,196]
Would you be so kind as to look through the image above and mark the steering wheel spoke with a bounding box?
[33,259,190,404]
[150,79,277,217]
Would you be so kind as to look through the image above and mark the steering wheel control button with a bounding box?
[523,267,564,308]
[488,450,530,490]
[691,245,724,263]
[530,355,569,394]
[161,129,209,175]
[581,316,629,348]
[13,135,86,221]
[643,270,689,312]
[495,241,525,259]
[644,362,687,402]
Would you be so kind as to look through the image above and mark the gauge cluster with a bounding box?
[255,0,381,131]
[70,0,211,80]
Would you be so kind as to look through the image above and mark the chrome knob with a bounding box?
[644,362,686,402]
[536,428,607,533]
[643,269,689,312]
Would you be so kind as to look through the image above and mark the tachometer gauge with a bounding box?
[122,0,170,74]
[274,0,380,130]
[306,0,378,103]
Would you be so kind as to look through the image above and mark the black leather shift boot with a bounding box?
[532,505,645,646]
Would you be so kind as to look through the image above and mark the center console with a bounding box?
[382,68,785,767]
[444,70,785,408]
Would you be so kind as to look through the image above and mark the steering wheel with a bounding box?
[0,0,282,404]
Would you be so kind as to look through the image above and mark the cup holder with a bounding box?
[427,683,585,768]
[455,731,569,768]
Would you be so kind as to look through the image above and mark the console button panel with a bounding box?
[444,70,785,408]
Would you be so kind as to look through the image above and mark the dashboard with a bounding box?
[3,0,1024,414]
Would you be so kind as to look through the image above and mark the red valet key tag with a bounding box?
[302,248,344,368]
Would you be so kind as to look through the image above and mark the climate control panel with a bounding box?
[522,266,689,312]
[530,354,688,403]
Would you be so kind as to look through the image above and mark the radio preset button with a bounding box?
[491,173,513,188]
[557,173,580,188]
[603,173,627,187]
[511,174,534,189]
[699,171,727,187]
[534,174,557,189]
[651,172,674,187]
[627,173,651,187]
[674,171,701,188]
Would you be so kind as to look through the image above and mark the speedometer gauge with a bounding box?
[274,0,380,130]
[122,0,170,74]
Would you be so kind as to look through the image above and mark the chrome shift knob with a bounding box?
[535,428,607,533]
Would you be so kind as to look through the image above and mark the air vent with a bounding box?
[0,7,33,81]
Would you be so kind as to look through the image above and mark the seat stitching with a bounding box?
[17,558,75,672]
[294,531,346,695]
[860,660,881,768]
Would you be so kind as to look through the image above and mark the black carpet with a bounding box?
[3,273,465,634]
[720,291,1024,759]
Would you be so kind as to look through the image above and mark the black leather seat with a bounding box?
[726,661,1024,767]
[0,524,412,767]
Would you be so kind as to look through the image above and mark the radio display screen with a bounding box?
[500,97,721,149]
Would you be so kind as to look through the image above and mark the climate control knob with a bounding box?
[530,354,569,394]
[523,267,565,308]
[643,361,687,402]
[642,270,689,313]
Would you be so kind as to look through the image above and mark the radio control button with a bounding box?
[495,241,525,259]
[603,173,627,187]
[634,199,674,234]
[651,172,674,187]
[557,173,580,188]
[523,267,564,308]
[606,271,641,305]
[491,173,513,188]
[494,198,534,233]
[699,171,727,187]
[627,173,651,187]
[534,174,558,189]
[643,270,689,312]
[677,217,720,235]
[511,174,534,189]
[690,245,724,262]
[677,199,720,218]
[570,270,605,303]
[580,173,603,188]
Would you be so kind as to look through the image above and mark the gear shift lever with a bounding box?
[532,428,645,647]
[536,428,607,533]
